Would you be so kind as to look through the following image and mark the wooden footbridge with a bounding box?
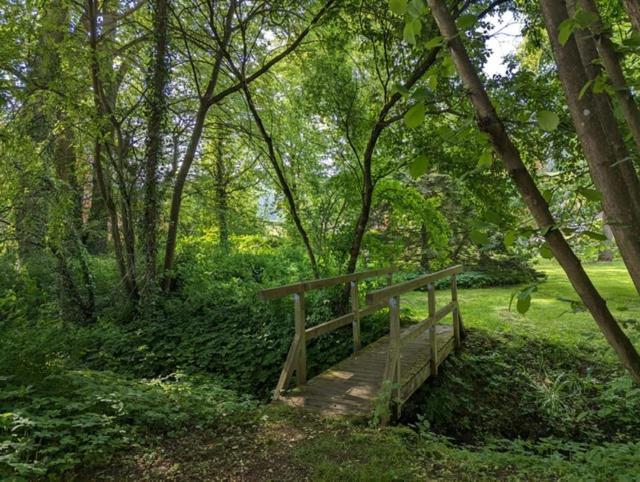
[259,265,465,419]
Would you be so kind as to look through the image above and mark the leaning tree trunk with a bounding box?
[242,82,320,278]
[540,0,640,297]
[427,0,640,383]
[577,0,640,153]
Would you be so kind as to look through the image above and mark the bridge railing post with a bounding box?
[451,274,461,351]
[350,281,361,353]
[294,291,306,386]
[388,295,401,418]
[428,283,438,376]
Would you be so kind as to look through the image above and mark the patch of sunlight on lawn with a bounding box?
[403,260,640,359]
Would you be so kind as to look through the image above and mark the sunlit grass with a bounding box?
[403,259,640,358]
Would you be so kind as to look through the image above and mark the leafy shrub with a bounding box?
[0,371,254,478]
[83,238,390,398]
[402,329,640,445]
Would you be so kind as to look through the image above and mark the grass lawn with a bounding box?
[404,259,640,355]
[100,260,640,481]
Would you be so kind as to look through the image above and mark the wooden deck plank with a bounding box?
[276,323,455,416]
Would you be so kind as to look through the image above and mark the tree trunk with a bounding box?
[540,0,640,297]
[142,0,169,299]
[565,0,640,217]
[162,1,236,291]
[87,0,136,298]
[242,83,320,278]
[214,137,230,251]
[161,0,334,290]
[85,169,108,254]
[598,212,615,262]
[578,0,640,153]
[623,0,640,33]
[427,0,640,383]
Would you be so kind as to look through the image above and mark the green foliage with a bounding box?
[536,110,560,131]
[408,154,428,178]
[0,371,253,478]
[404,102,426,128]
[388,0,407,16]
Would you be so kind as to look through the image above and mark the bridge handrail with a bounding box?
[370,264,464,420]
[365,265,463,305]
[259,266,394,300]
[262,267,395,399]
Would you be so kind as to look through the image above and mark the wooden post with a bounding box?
[389,295,401,418]
[294,291,306,386]
[350,280,361,353]
[386,271,393,286]
[428,283,438,376]
[451,274,461,350]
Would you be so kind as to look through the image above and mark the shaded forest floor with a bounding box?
[92,260,640,481]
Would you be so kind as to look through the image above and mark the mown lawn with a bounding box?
[102,260,640,481]
[404,259,640,354]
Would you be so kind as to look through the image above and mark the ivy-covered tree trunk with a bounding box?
[24,0,96,323]
[84,169,108,254]
[427,0,640,383]
[142,0,170,300]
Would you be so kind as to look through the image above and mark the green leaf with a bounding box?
[583,230,608,241]
[426,71,438,90]
[504,230,517,248]
[577,186,603,202]
[537,110,560,131]
[578,79,594,100]
[516,295,531,315]
[574,8,599,28]
[436,124,453,140]
[457,14,477,31]
[404,103,425,128]
[470,229,490,245]
[542,189,553,203]
[389,0,407,15]
[409,18,422,35]
[477,148,493,169]
[409,154,428,178]
[425,36,443,49]
[540,224,555,236]
[407,0,426,17]
[403,21,417,45]
[558,18,576,46]
[539,242,554,259]
[391,83,411,97]
[623,30,640,49]
[442,54,456,77]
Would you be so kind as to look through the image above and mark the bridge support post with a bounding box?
[389,295,401,419]
[350,281,361,353]
[451,274,461,351]
[428,283,438,376]
[294,292,306,386]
